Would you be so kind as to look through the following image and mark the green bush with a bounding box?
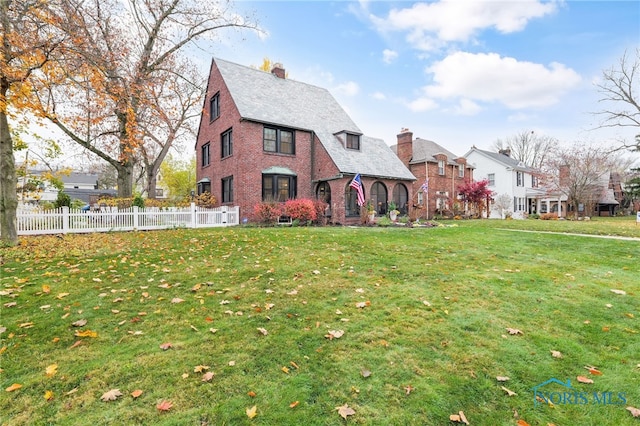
[133,194,145,208]
[54,191,71,208]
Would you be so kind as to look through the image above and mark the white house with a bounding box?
[464,147,558,218]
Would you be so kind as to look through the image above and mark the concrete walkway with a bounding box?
[497,228,640,242]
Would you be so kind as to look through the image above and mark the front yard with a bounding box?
[1,220,638,425]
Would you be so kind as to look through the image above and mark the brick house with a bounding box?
[195,58,415,224]
[391,129,473,219]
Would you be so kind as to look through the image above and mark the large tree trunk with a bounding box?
[0,85,18,245]
[115,161,134,198]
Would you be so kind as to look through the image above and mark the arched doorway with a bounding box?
[370,182,388,215]
[392,183,409,214]
[345,181,363,217]
[316,181,331,217]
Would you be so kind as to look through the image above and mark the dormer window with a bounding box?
[346,133,360,150]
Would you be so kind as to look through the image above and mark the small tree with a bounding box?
[54,191,71,208]
[492,193,512,219]
[458,179,494,218]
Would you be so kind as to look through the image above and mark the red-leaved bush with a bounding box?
[252,202,283,225]
[284,199,317,223]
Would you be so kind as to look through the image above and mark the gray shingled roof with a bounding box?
[464,147,535,172]
[390,138,466,165]
[214,58,414,180]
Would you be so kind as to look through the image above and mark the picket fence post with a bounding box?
[133,206,139,229]
[190,203,197,228]
[62,206,70,234]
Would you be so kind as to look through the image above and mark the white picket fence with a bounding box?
[16,204,240,236]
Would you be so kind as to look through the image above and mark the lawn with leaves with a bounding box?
[1,222,639,425]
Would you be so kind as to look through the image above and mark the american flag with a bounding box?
[349,174,365,206]
[420,179,429,193]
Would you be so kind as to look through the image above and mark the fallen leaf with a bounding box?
[325,330,344,340]
[450,411,470,425]
[257,327,268,336]
[229,360,236,366]
[131,389,143,398]
[45,364,58,377]
[6,383,22,392]
[72,319,87,327]
[627,406,640,417]
[44,390,54,401]
[577,376,594,384]
[281,366,290,374]
[585,366,603,375]
[74,329,98,338]
[194,365,210,373]
[404,384,414,395]
[248,391,256,397]
[290,400,299,408]
[335,403,356,420]
[156,400,173,411]
[202,371,215,382]
[19,322,34,328]
[246,405,258,419]
[42,285,51,293]
[171,297,184,304]
[100,389,123,402]
[159,342,173,351]
[610,289,626,295]
[506,328,523,335]
[361,369,372,378]
[550,350,563,358]
[56,293,69,299]
[496,376,510,382]
[516,420,531,426]
[3,302,16,308]
[501,386,517,396]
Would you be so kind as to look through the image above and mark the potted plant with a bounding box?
[388,201,400,221]
[366,201,376,222]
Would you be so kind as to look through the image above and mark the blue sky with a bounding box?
[198,0,639,157]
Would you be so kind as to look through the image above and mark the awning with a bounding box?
[197,177,211,184]
[262,166,297,176]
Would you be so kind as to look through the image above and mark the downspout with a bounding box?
[310,130,316,195]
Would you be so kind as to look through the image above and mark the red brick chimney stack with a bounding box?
[396,127,413,166]
[271,63,285,79]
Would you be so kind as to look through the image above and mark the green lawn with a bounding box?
[1,219,639,425]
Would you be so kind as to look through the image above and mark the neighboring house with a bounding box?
[20,171,116,205]
[195,58,415,224]
[391,129,473,219]
[464,147,551,218]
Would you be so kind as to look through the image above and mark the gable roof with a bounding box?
[213,58,414,181]
[464,147,535,172]
[390,138,468,166]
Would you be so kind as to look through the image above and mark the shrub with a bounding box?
[376,216,392,227]
[312,199,329,225]
[133,194,145,208]
[540,213,558,220]
[529,213,540,219]
[252,202,283,225]
[54,191,71,208]
[284,199,317,223]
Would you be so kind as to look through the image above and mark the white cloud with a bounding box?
[371,91,386,100]
[453,98,482,116]
[368,0,559,51]
[333,81,360,97]
[423,51,581,109]
[407,96,438,112]
[382,49,398,64]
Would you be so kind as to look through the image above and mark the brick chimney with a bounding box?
[271,63,285,79]
[396,128,413,166]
